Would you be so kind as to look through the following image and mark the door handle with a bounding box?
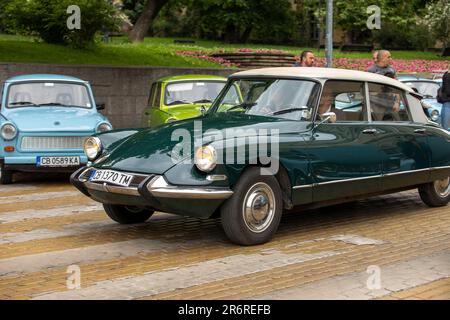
[362,128,378,134]
[414,128,426,134]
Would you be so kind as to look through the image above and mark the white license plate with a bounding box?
[89,170,133,187]
[37,156,80,167]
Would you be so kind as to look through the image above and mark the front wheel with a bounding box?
[0,165,13,185]
[103,204,154,224]
[220,167,283,246]
[419,177,450,207]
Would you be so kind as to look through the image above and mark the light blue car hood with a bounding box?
[3,107,105,132]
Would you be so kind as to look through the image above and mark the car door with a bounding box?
[366,82,430,190]
[143,82,165,128]
[306,80,384,202]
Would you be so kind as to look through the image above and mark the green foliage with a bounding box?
[424,0,450,47]
[372,22,432,50]
[3,0,119,48]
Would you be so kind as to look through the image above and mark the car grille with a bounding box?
[21,136,88,150]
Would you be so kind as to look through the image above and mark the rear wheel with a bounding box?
[220,167,283,246]
[419,177,450,207]
[103,204,154,224]
[0,165,13,185]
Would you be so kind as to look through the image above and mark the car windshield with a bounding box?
[164,81,227,106]
[7,82,92,108]
[404,81,440,99]
[212,78,320,120]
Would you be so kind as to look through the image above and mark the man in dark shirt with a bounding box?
[367,50,396,78]
[293,51,315,67]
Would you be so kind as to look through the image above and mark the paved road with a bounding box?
[0,174,449,300]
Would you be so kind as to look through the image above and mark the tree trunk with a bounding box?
[129,0,168,42]
[240,26,253,43]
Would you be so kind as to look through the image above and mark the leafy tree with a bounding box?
[128,0,169,42]
[424,0,450,48]
[3,0,119,48]
[186,0,294,43]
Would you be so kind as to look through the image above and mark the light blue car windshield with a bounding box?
[7,82,92,109]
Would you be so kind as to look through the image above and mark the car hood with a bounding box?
[96,112,310,174]
[4,107,104,132]
[165,103,213,120]
[422,98,442,109]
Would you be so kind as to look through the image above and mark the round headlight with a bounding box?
[195,145,217,172]
[1,123,17,140]
[84,137,102,161]
[96,123,112,133]
[431,109,440,121]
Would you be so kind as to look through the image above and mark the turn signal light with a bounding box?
[4,146,14,152]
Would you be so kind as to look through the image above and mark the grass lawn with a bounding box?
[0,34,447,68]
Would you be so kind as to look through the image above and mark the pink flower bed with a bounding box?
[316,57,448,74]
[176,50,238,68]
[177,49,447,73]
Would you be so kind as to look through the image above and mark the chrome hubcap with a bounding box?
[434,177,450,198]
[242,182,275,233]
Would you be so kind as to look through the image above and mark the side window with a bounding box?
[368,83,410,122]
[154,83,162,108]
[148,83,157,108]
[318,80,367,122]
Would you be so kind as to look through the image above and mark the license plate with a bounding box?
[89,170,133,187]
[37,156,80,167]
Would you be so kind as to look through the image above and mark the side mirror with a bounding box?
[200,105,207,115]
[96,103,106,111]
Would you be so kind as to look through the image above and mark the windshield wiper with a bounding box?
[226,102,257,112]
[9,101,39,107]
[193,99,212,104]
[166,100,192,106]
[271,107,309,116]
[38,102,65,106]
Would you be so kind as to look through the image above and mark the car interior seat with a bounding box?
[56,93,73,106]
[13,92,32,103]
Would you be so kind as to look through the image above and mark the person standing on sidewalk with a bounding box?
[437,67,450,130]
[368,50,396,78]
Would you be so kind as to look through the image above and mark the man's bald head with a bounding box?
[377,50,392,67]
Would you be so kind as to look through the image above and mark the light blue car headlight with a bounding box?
[96,122,112,133]
[430,109,440,122]
[1,123,18,140]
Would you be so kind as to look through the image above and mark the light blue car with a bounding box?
[398,76,443,125]
[0,74,113,184]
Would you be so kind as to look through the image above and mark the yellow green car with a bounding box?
[142,74,233,128]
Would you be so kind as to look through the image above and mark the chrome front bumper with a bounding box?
[71,167,233,200]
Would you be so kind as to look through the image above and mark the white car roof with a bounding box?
[231,67,415,93]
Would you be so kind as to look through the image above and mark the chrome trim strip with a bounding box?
[383,168,430,177]
[292,167,448,189]
[84,181,140,196]
[292,184,313,190]
[431,165,450,171]
[317,175,381,186]
[147,176,233,200]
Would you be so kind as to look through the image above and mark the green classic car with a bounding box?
[142,74,234,128]
[71,67,450,246]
